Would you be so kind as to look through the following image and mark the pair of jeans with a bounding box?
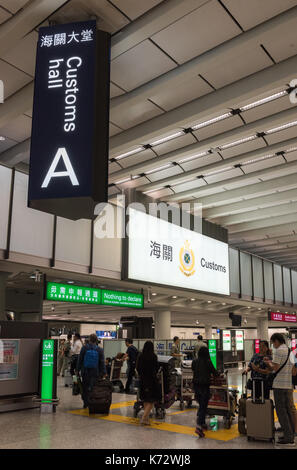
[273,389,295,441]
[195,385,211,427]
[125,362,135,392]
[70,354,79,376]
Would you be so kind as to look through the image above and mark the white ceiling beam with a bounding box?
[204,189,297,219]
[216,202,297,227]
[0,138,30,167]
[0,0,68,57]
[109,106,297,182]
[231,232,297,249]
[190,172,297,208]
[110,0,204,60]
[0,82,33,129]
[229,223,297,242]
[250,240,297,254]
[229,213,297,235]
[110,6,297,118]
[261,248,297,259]
[138,136,297,194]
[109,52,297,155]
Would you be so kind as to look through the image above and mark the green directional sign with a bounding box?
[45,282,143,309]
[101,289,144,308]
[208,339,217,368]
[41,339,55,402]
[46,282,101,305]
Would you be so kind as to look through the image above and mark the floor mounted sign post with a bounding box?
[39,339,59,413]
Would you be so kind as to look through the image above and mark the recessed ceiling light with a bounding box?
[0,136,5,141]
[258,308,262,310]
[67,281,74,284]
[222,303,226,306]
[114,146,144,161]
[172,296,177,299]
[152,293,157,296]
[207,300,212,303]
[247,306,251,309]
[190,298,195,301]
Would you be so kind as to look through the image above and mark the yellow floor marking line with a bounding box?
[68,408,239,441]
[168,408,196,416]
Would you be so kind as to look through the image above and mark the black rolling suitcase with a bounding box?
[88,378,113,414]
[238,373,248,435]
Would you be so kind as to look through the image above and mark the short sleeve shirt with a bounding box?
[171,344,181,367]
[272,345,292,390]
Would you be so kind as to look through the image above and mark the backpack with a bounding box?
[83,345,99,369]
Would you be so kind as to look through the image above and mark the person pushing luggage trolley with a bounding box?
[77,334,107,410]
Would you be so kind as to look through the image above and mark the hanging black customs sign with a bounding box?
[28,21,110,220]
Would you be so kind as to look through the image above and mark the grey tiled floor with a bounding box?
[0,370,295,449]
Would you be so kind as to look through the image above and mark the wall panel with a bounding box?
[0,166,11,249]
[55,217,91,266]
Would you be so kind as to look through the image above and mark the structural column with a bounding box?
[0,272,10,321]
[256,316,269,341]
[204,323,213,339]
[154,310,171,340]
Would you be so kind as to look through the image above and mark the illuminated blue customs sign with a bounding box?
[28,21,110,220]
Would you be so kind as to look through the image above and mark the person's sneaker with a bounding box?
[274,438,296,447]
[195,427,205,438]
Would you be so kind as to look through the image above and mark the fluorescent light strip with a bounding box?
[286,146,297,153]
[239,90,288,112]
[145,163,173,175]
[150,131,185,147]
[241,154,275,166]
[219,134,257,150]
[143,187,165,194]
[115,177,131,184]
[191,113,232,131]
[114,146,144,160]
[204,166,234,177]
[265,120,297,135]
[178,150,210,164]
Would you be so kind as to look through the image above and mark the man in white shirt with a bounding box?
[265,333,295,447]
[70,333,83,376]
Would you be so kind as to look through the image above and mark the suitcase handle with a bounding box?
[252,378,265,404]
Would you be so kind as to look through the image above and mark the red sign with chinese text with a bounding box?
[255,339,260,354]
[269,312,297,323]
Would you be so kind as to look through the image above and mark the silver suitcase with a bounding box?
[246,379,274,442]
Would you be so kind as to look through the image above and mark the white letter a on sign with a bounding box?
[41,147,79,188]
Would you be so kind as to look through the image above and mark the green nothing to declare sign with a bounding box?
[46,282,143,309]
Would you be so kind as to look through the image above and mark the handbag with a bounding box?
[266,348,290,389]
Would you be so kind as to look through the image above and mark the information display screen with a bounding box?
[41,339,55,401]
[0,339,19,381]
[45,282,143,309]
[96,331,117,339]
[235,330,244,351]
[222,330,231,351]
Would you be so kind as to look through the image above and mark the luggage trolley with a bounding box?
[133,356,176,420]
[176,363,194,410]
[109,359,125,393]
[206,370,238,429]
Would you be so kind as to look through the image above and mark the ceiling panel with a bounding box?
[193,115,242,141]
[110,82,125,98]
[259,165,294,181]
[109,161,121,174]
[202,46,272,90]
[111,39,176,91]
[151,0,241,64]
[109,122,123,137]
[0,136,18,155]
[172,178,207,194]
[179,153,222,172]
[241,94,294,124]
[285,150,297,162]
[1,31,37,76]
[0,6,11,23]
[0,0,28,14]
[145,187,173,198]
[117,175,148,189]
[116,148,155,168]
[153,133,196,156]
[241,155,285,174]
[108,185,121,196]
[262,17,297,62]
[222,0,297,31]
[0,114,32,142]
[264,125,297,145]
[219,138,266,159]
[203,167,243,184]
[0,59,31,99]
[150,75,213,111]
[109,98,163,129]
[51,0,129,34]
[147,165,183,182]
[110,0,163,21]
[223,177,260,191]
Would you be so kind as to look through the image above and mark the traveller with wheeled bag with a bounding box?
[77,334,111,414]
